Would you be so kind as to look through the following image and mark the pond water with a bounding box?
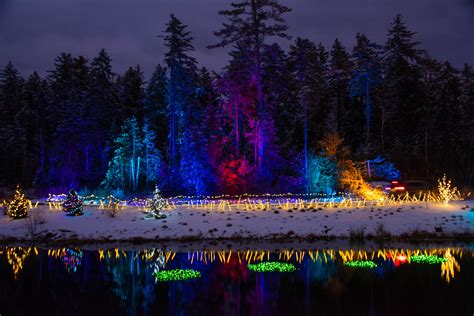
[0,245,473,315]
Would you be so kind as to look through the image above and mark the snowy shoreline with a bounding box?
[0,200,473,243]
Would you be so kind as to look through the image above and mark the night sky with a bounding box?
[1,0,473,78]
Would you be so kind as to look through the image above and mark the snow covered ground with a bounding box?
[0,200,473,242]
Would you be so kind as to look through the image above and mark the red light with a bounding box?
[394,255,407,267]
[384,187,391,190]
[394,186,405,190]
[391,181,398,184]
[396,255,407,262]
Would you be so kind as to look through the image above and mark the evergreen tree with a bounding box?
[288,38,328,191]
[459,64,474,185]
[17,72,50,185]
[327,39,352,137]
[48,53,90,187]
[349,33,383,150]
[209,0,291,172]
[382,14,424,167]
[0,62,24,185]
[116,65,145,122]
[87,49,117,183]
[179,68,216,195]
[163,14,197,170]
[102,116,144,193]
[143,121,162,190]
[144,64,168,156]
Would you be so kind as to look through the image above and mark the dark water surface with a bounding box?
[0,244,473,316]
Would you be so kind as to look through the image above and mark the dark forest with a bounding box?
[0,2,473,197]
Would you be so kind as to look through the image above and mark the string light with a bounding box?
[247,262,296,273]
[410,255,447,264]
[153,269,201,282]
[344,260,377,269]
[62,190,84,216]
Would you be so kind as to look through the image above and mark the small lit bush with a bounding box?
[437,174,460,205]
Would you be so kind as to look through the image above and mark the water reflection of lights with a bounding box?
[441,249,460,284]
[154,269,201,282]
[61,248,83,272]
[247,262,297,272]
[5,247,34,279]
[344,260,377,269]
[0,246,467,283]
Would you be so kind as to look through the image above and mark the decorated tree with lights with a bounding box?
[147,186,166,219]
[7,185,29,219]
[437,174,460,205]
[62,189,84,216]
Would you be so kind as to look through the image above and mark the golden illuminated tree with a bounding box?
[7,185,29,219]
[340,160,385,200]
[437,174,460,205]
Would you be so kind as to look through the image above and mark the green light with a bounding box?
[154,269,201,282]
[344,260,377,269]
[410,255,447,264]
[247,262,296,273]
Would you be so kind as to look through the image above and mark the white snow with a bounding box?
[0,200,473,241]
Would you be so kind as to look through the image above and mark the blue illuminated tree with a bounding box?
[102,116,143,193]
[179,68,215,195]
[143,121,162,190]
[307,151,337,195]
[163,14,197,170]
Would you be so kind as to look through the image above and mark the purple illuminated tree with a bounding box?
[209,0,291,173]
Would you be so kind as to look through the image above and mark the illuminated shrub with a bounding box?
[437,174,460,205]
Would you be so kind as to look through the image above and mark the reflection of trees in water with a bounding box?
[441,249,460,284]
[106,249,156,316]
[4,246,33,279]
[60,248,83,273]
